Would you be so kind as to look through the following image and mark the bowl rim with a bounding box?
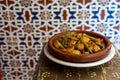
[48,30,112,62]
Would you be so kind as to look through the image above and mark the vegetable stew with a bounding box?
[53,32,105,55]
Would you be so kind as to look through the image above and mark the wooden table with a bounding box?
[33,44,120,80]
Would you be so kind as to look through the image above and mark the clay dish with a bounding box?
[48,31,111,62]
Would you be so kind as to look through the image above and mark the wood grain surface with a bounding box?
[33,45,120,80]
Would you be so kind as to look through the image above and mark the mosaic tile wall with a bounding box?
[0,0,120,80]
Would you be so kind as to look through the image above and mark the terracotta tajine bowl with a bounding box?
[48,31,111,62]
